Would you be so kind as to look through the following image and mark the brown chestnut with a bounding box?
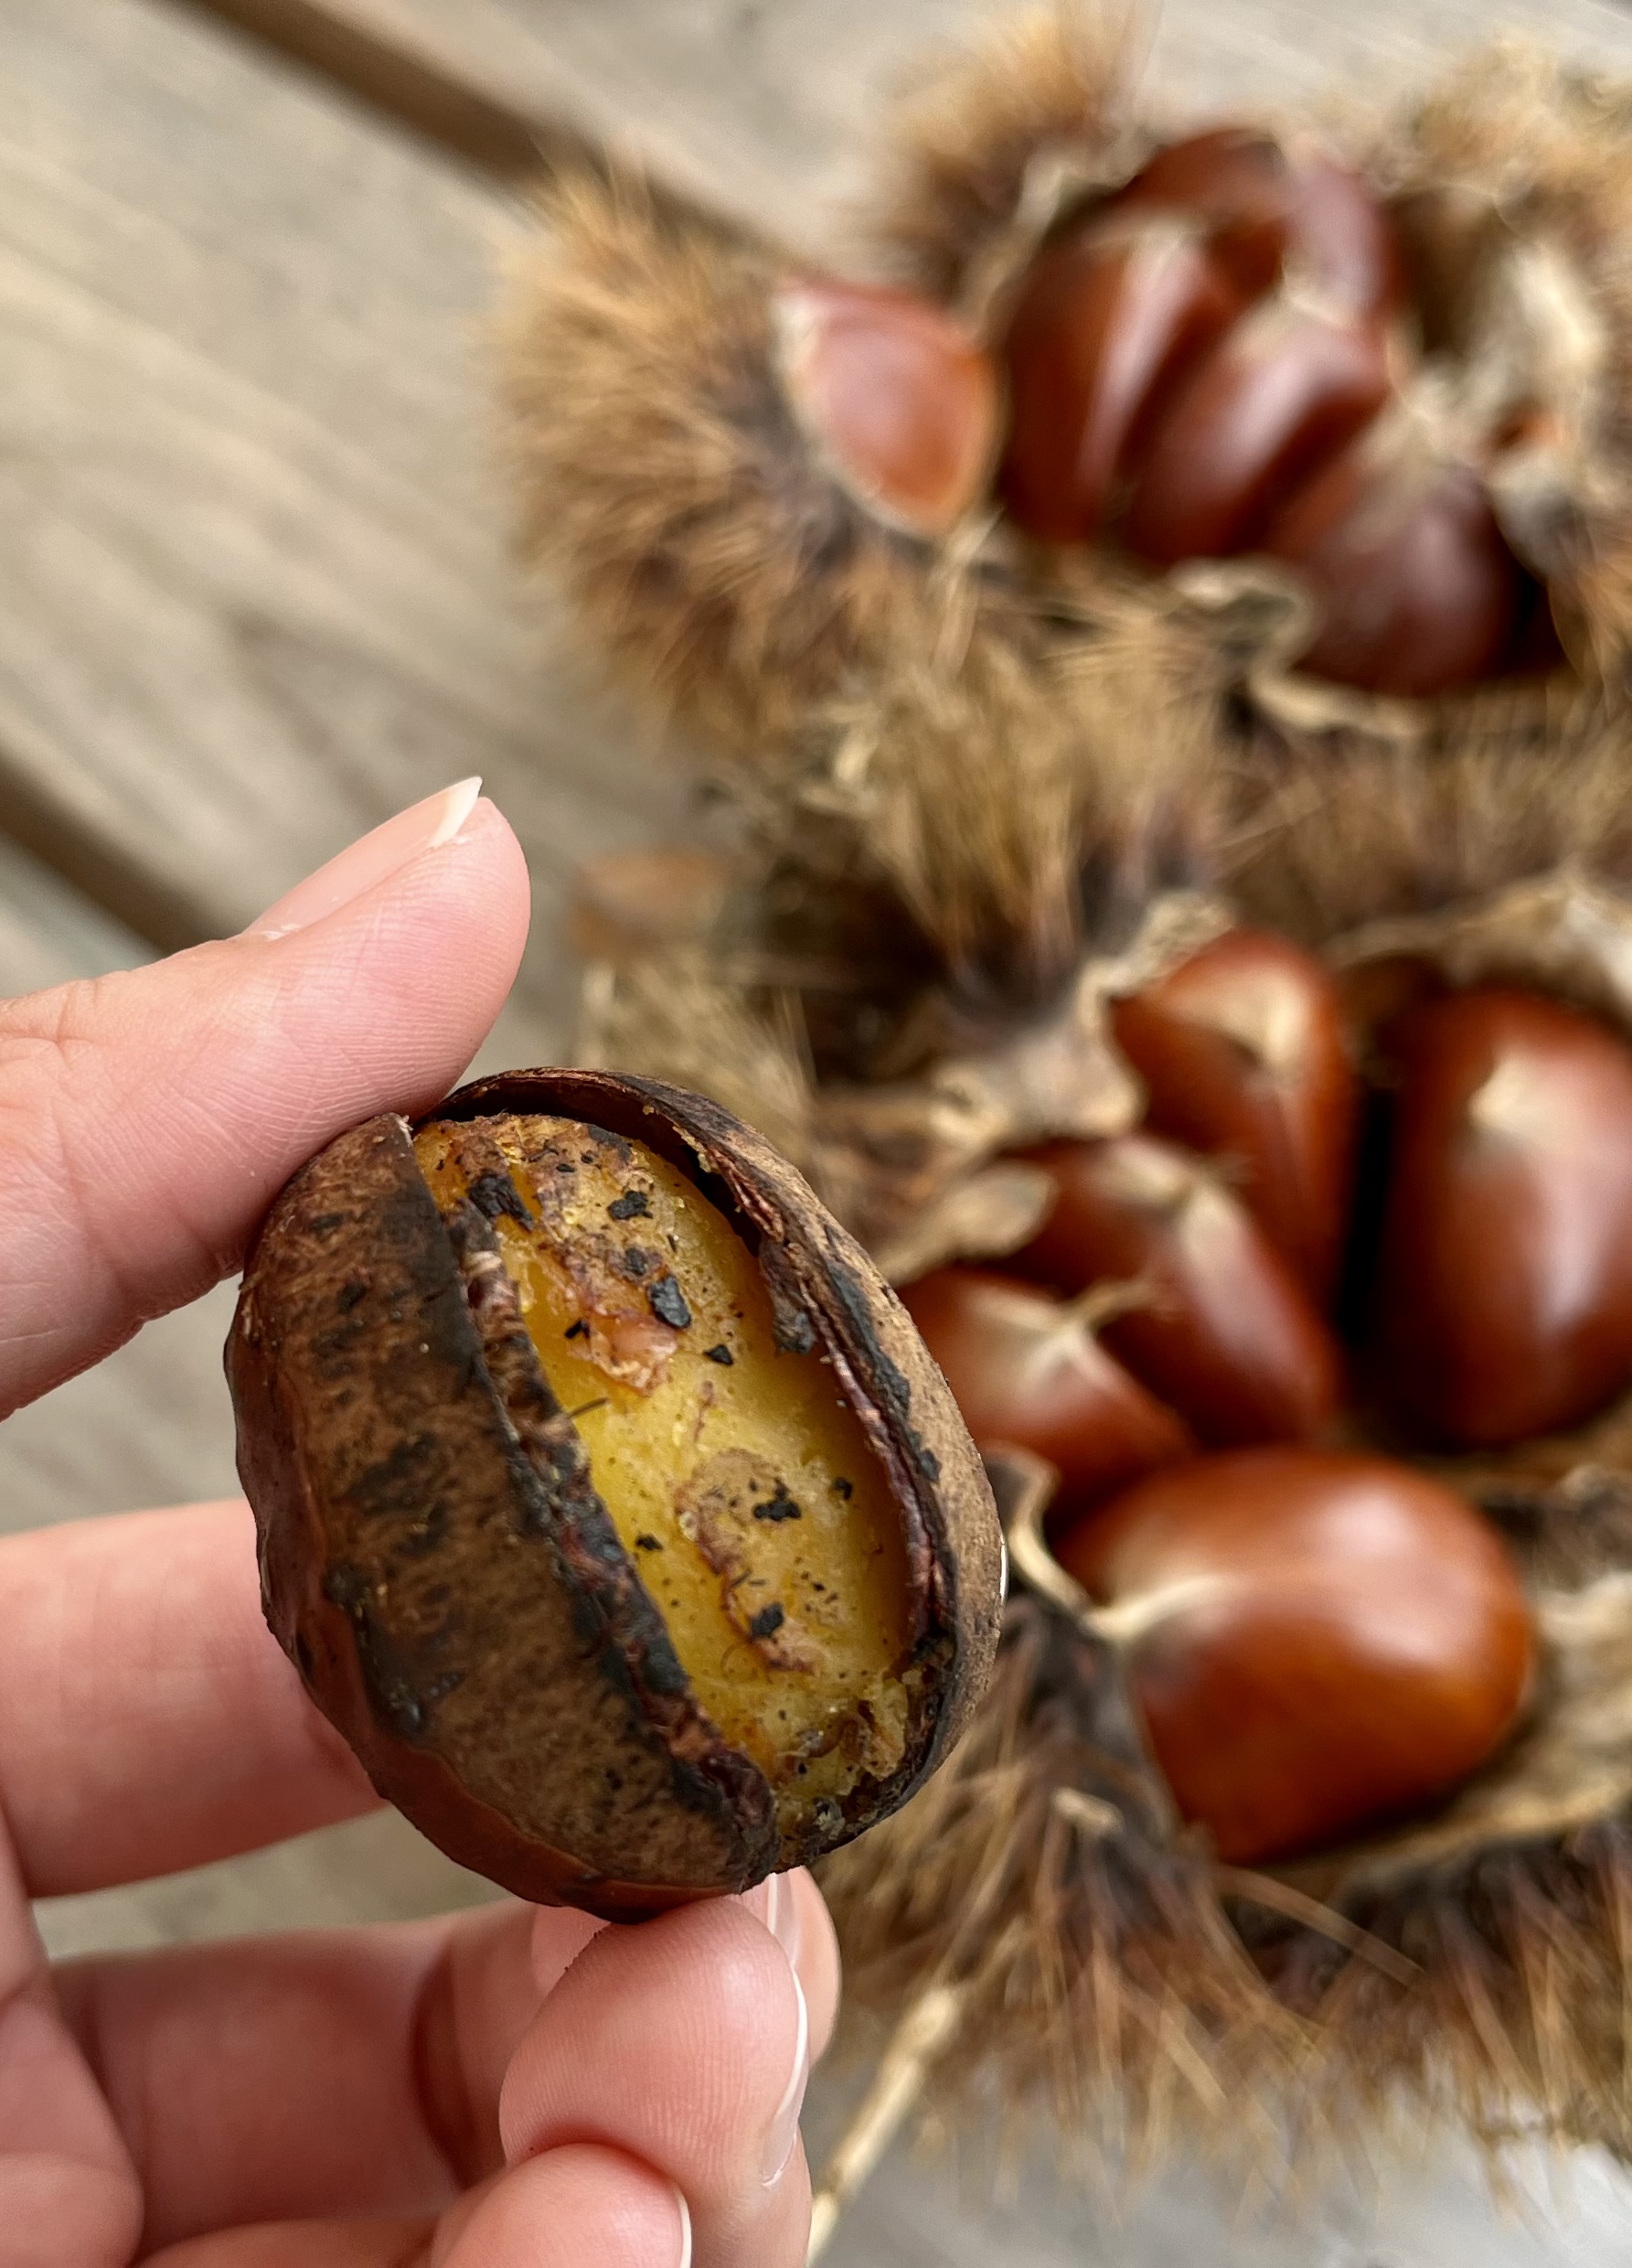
[774,277,998,538]
[1372,989,1632,1448]
[1053,1449,1534,1863]
[998,222,1241,542]
[1113,128,1403,316]
[1121,300,1390,564]
[1260,437,1520,696]
[1109,928,1358,1300]
[228,1069,1001,1918]
[901,1267,1193,1514]
[1016,1136,1340,1446]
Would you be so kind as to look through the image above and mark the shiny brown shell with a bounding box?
[227,1068,1002,1920]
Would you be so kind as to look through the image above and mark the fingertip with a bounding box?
[441,2144,690,2268]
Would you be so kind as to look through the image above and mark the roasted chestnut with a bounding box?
[228,1070,1002,1918]
[774,277,999,538]
[997,221,1241,542]
[1053,1448,1534,1863]
[1121,300,1391,564]
[901,1267,1193,1514]
[1109,928,1358,1299]
[1260,432,1520,696]
[1371,988,1632,1448]
[1015,1135,1340,1446]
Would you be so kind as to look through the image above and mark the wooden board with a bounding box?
[184,0,1632,250]
[0,0,684,1061]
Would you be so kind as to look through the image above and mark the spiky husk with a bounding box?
[869,11,1632,738]
[497,169,994,755]
[506,0,1632,2195]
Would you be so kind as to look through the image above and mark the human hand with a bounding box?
[0,782,837,2267]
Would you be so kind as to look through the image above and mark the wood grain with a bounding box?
[0,0,683,1048]
[178,0,1632,250]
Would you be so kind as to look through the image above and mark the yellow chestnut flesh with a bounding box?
[412,1114,914,1840]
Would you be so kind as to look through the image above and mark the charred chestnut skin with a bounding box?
[1016,1136,1341,1447]
[1372,990,1632,1449]
[1109,929,1359,1300]
[1054,1449,1534,1864]
[228,1069,1001,1920]
[901,1267,1193,1515]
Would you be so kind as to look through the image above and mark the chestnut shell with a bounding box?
[227,1068,1001,1920]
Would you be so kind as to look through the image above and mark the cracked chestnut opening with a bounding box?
[413,1111,916,1846]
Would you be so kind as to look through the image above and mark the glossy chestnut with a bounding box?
[901,1266,1194,1512]
[1053,1448,1534,1863]
[1110,928,1358,1300]
[1121,300,1390,564]
[998,221,1241,541]
[1261,438,1520,695]
[774,277,999,538]
[1016,1136,1340,1446]
[1114,127,1403,316]
[1372,988,1632,1447]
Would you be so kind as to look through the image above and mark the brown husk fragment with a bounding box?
[228,1069,1000,1919]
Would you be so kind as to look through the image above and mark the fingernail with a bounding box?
[244,777,484,937]
[761,1964,810,2188]
[763,1871,803,1966]
[672,2182,693,2268]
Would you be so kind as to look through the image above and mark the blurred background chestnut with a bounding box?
[1053,1448,1534,1863]
[1016,1135,1340,1445]
[1109,928,1358,1299]
[999,222,1240,542]
[1121,300,1391,564]
[1372,987,1632,1447]
[1260,429,1520,695]
[1111,127,1403,316]
[900,1267,1193,1513]
[775,276,998,536]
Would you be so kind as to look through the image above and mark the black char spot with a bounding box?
[831,1475,854,1499]
[635,1533,664,1552]
[753,1487,803,1524]
[703,1343,734,1365]
[649,1275,693,1330]
[564,1318,590,1340]
[467,1171,529,1226]
[623,1246,654,1278]
[748,1602,786,1642]
[608,1189,652,1220]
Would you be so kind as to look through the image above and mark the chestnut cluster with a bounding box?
[905,933,1632,1865]
[779,126,1544,698]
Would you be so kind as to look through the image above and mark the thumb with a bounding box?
[0,778,532,1414]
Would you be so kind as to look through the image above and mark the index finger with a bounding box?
[0,783,528,1418]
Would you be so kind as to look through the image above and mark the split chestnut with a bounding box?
[1054,1448,1534,1864]
[1372,987,1632,1448]
[1016,1135,1341,1447]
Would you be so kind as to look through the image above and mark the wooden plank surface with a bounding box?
[0,0,683,1054]
[183,0,1632,251]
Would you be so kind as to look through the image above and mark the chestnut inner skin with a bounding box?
[229,1069,1000,1920]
